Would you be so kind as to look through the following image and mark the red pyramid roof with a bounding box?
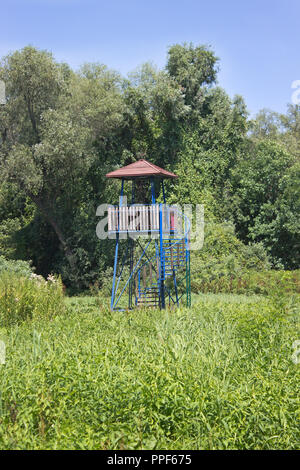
[106,159,178,180]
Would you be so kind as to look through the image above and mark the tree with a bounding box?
[0,47,92,283]
[250,105,300,161]
[280,104,300,160]
[249,162,300,269]
[249,109,283,140]
[166,43,219,109]
[229,140,296,267]
[0,47,127,286]
[0,46,70,146]
[3,110,91,275]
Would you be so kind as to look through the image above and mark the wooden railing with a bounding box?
[107,204,178,233]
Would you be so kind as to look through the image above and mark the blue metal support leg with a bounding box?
[111,178,124,310]
[159,203,165,309]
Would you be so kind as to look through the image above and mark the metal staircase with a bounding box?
[134,209,191,309]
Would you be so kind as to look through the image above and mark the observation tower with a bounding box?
[106,159,191,310]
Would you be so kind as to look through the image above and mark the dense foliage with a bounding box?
[0,43,299,289]
[0,43,299,453]
[0,255,33,277]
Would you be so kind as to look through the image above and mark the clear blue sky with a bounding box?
[1,0,299,116]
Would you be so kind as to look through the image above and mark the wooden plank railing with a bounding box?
[107,205,178,233]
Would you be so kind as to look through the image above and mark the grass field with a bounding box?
[0,293,299,450]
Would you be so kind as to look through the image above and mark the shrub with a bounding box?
[0,273,66,328]
[191,269,300,295]
[190,222,272,294]
[0,256,33,277]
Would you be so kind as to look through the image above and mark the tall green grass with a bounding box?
[0,294,299,449]
[0,273,66,327]
[191,269,300,295]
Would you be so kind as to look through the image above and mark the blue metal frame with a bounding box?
[151,178,161,304]
[159,203,165,309]
[109,177,191,311]
[111,178,124,309]
[128,180,135,309]
[112,239,152,309]
[114,241,129,304]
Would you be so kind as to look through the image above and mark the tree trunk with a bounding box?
[26,98,39,142]
[31,195,77,276]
